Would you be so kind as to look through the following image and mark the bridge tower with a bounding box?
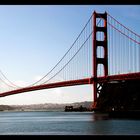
[92,11,108,109]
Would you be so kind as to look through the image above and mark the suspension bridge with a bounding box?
[0,11,140,110]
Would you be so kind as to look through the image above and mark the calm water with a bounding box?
[0,111,140,135]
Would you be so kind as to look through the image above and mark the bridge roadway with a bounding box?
[0,72,140,97]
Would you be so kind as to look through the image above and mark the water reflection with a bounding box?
[92,112,109,121]
[0,111,140,135]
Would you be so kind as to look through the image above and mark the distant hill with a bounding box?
[0,105,14,111]
[0,101,92,111]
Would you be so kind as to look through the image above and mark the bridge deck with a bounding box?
[0,72,140,97]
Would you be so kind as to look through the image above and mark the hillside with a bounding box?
[0,101,92,111]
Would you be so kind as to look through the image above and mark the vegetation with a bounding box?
[0,101,92,112]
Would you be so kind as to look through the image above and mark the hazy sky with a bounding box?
[0,5,140,105]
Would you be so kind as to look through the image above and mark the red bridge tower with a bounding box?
[92,11,108,109]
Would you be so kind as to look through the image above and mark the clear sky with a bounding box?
[0,5,140,105]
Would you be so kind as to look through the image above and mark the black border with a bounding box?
[0,0,140,5]
[0,135,140,139]
[0,135,139,139]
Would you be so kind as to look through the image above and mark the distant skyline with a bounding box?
[0,5,140,105]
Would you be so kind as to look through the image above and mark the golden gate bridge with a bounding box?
[0,11,140,110]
